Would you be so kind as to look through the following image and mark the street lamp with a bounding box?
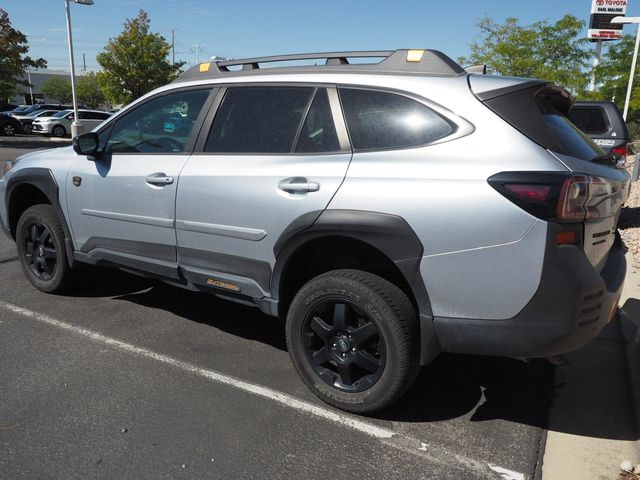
[611,16,640,121]
[64,0,94,138]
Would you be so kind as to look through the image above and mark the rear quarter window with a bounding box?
[338,88,454,151]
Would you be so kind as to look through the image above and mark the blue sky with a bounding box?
[5,0,640,71]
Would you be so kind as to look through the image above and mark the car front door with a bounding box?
[175,85,352,296]
[66,87,215,277]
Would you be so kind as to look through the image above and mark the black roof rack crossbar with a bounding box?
[174,49,466,83]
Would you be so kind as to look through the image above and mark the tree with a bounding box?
[76,72,105,108]
[0,9,46,102]
[41,77,72,104]
[459,15,591,96]
[96,10,184,104]
[593,35,640,121]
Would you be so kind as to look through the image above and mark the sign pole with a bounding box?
[589,40,604,92]
[623,22,640,120]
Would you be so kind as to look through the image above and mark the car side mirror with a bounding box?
[73,132,101,158]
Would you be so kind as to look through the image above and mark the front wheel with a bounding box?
[1,122,16,136]
[286,269,420,413]
[16,204,75,293]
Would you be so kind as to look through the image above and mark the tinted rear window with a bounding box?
[543,114,603,161]
[567,107,609,135]
[339,88,453,151]
[206,87,314,153]
[482,85,604,161]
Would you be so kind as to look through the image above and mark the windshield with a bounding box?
[21,105,40,115]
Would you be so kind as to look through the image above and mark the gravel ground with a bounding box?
[618,154,640,272]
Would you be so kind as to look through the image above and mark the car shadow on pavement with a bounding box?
[619,206,640,229]
[68,267,639,441]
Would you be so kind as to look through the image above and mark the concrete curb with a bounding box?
[619,251,640,441]
[620,308,640,435]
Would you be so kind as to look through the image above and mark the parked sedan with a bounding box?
[0,113,21,136]
[32,109,112,137]
[13,110,59,135]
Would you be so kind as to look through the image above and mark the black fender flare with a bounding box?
[271,209,439,365]
[5,167,76,267]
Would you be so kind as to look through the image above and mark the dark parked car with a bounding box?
[8,104,71,117]
[568,101,629,157]
[0,104,18,112]
[0,113,21,136]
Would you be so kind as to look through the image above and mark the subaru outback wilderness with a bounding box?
[0,50,629,413]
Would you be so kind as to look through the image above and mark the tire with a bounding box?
[22,123,32,135]
[1,121,16,136]
[52,125,66,137]
[16,204,75,294]
[286,269,420,413]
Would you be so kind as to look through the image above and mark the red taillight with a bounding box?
[557,175,590,222]
[503,184,552,202]
[613,144,627,157]
[489,172,618,224]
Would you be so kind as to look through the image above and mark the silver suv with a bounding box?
[0,50,629,413]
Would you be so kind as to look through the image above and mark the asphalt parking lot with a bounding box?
[0,136,553,479]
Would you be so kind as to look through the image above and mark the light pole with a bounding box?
[64,0,94,138]
[611,16,640,121]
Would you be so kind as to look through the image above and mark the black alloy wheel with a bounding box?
[302,299,385,393]
[286,269,420,413]
[22,221,57,281]
[16,204,75,293]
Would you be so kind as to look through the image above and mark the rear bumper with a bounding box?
[433,227,626,358]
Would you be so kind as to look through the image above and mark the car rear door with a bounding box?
[175,85,352,296]
[66,87,215,277]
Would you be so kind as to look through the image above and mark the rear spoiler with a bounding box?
[465,64,487,74]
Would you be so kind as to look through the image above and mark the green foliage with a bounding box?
[76,72,105,108]
[0,9,46,101]
[41,77,72,104]
[96,10,184,105]
[593,35,640,122]
[459,15,591,96]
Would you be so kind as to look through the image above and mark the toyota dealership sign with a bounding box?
[588,0,628,40]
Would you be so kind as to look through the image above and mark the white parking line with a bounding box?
[0,299,527,480]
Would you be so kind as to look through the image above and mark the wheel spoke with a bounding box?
[41,259,54,275]
[25,242,34,254]
[311,346,331,365]
[43,247,57,260]
[38,229,50,244]
[30,224,38,243]
[332,303,350,330]
[24,253,34,264]
[353,350,381,373]
[351,322,378,346]
[337,361,354,385]
[310,316,332,341]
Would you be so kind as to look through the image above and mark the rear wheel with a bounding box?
[52,125,66,137]
[286,269,420,413]
[16,204,75,293]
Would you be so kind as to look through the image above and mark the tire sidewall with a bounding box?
[287,273,411,411]
[16,205,69,293]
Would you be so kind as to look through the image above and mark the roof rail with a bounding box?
[174,49,466,83]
